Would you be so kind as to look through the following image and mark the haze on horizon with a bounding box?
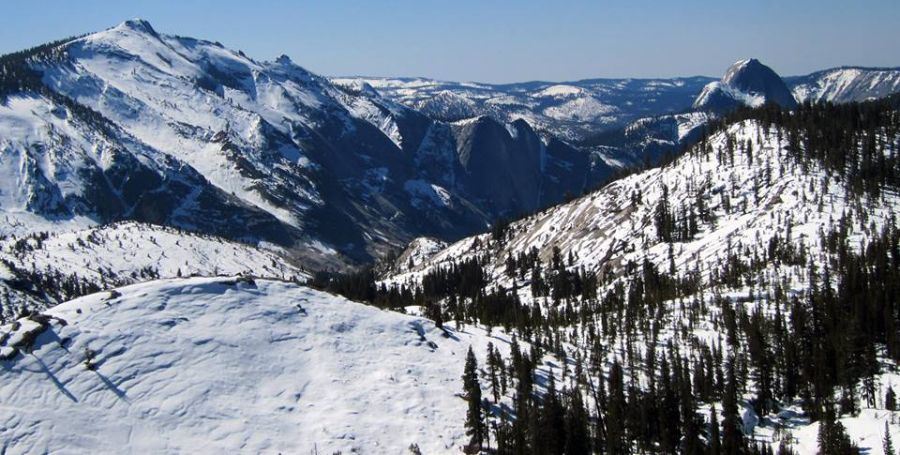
[2,0,898,84]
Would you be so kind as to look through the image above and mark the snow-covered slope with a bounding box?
[585,111,710,168]
[0,222,307,319]
[385,112,900,454]
[389,118,899,289]
[0,19,612,264]
[788,66,900,104]
[334,76,715,142]
[0,277,542,454]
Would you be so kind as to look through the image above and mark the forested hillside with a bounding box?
[317,98,900,454]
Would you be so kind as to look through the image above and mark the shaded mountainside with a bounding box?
[0,19,607,268]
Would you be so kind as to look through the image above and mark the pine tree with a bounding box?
[885,421,896,455]
[709,405,722,455]
[536,375,565,455]
[463,347,485,452]
[723,359,745,455]
[606,360,628,454]
[887,386,897,412]
[564,388,591,455]
[487,343,501,402]
[817,404,858,455]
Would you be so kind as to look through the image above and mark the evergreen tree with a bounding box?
[606,361,628,454]
[536,375,565,455]
[885,421,896,455]
[463,347,485,452]
[817,404,859,455]
[709,405,722,455]
[887,386,897,412]
[723,359,745,455]
[564,388,591,455]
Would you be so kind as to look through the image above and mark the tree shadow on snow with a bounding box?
[93,370,130,403]
[33,354,78,403]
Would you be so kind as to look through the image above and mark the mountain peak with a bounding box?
[693,58,797,112]
[114,18,158,36]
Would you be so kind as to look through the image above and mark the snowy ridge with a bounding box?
[0,222,307,319]
[0,277,552,453]
[388,118,900,288]
[789,66,900,104]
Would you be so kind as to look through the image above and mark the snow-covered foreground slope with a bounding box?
[0,277,534,454]
[0,222,308,319]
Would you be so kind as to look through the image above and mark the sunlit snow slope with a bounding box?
[0,277,522,454]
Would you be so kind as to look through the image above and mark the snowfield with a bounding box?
[0,222,308,319]
[0,277,532,454]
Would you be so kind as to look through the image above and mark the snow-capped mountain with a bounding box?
[0,276,555,453]
[788,66,900,104]
[0,19,612,266]
[693,59,798,112]
[333,76,715,142]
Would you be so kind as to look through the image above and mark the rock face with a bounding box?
[693,59,797,112]
[0,19,611,267]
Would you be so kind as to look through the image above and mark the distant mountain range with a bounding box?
[0,19,898,272]
[332,75,715,142]
[339,62,900,143]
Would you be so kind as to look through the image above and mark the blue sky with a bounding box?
[2,0,898,83]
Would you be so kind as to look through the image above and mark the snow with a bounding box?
[383,118,900,454]
[0,277,536,454]
[542,96,617,122]
[694,81,766,109]
[0,222,308,318]
[404,179,453,209]
[393,237,449,272]
[0,221,304,284]
[792,409,899,455]
[790,67,900,103]
[337,76,713,142]
[532,84,585,98]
